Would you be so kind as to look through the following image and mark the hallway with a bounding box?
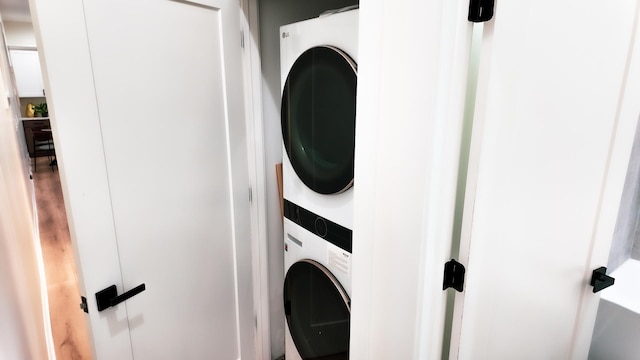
[33,157,92,360]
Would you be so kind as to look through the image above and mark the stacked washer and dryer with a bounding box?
[280,8,358,360]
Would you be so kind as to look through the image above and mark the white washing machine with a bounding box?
[281,7,358,360]
[283,217,352,360]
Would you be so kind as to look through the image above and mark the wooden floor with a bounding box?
[33,157,93,360]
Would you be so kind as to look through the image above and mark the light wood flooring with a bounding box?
[33,157,93,360]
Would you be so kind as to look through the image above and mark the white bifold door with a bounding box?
[351,0,640,358]
[451,0,640,359]
[30,0,255,359]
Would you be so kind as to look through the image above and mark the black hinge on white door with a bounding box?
[241,30,245,49]
[443,259,466,292]
[79,296,88,313]
[468,0,495,22]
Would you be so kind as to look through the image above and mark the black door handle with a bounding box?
[590,267,615,293]
[95,283,146,311]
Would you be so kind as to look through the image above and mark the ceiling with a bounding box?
[0,0,31,22]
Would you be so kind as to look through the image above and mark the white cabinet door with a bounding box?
[31,0,255,358]
[451,1,640,358]
[10,49,45,97]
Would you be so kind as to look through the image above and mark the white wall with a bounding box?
[630,117,640,261]
[4,21,46,118]
[4,21,36,47]
[256,1,357,358]
[635,214,640,259]
[609,118,640,268]
[0,19,52,360]
[0,18,34,242]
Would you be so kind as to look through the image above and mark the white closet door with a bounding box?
[351,0,475,358]
[31,0,255,358]
[452,1,640,359]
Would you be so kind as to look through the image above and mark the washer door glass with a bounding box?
[281,46,357,194]
[284,260,350,359]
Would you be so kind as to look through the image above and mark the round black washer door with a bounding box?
[284,260,350,359]
[281,46,357,194]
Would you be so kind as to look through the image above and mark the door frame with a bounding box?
[241,0,272,358]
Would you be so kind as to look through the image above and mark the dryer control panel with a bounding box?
[284,199,352,253]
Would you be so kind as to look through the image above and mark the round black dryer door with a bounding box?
[281,46,357,194]
[284,260,350,359]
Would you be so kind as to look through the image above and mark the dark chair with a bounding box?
[31,126,56,172]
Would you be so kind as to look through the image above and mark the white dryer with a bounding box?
[280,8,359,231]
[281,7,358,360]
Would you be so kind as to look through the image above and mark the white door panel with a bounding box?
[351,0,475,358]
[31,0,253,358]
[81,1,239,357]
[454,1,639,358]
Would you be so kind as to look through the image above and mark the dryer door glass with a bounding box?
[282,46,357,194]
[284,260,350,359]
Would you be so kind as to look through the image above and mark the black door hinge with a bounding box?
[443,259,466,292]
[468,0,494,22]
[80,296,88,313]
